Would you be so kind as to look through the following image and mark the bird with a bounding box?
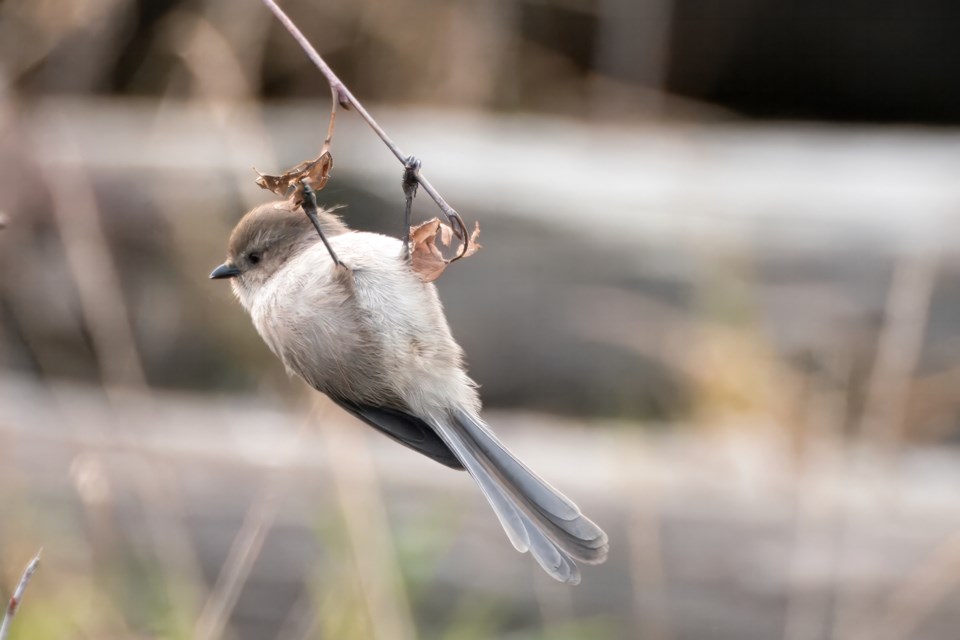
[210,196,608,583]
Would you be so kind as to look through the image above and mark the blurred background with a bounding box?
[2,0,960,638]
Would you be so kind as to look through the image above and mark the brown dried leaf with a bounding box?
[409,218,481,282]
[254,151,334,200]
[410,219,446,282]
[438,220,453,247]
[462,223,482,259]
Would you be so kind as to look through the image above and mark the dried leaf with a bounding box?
[409,218,481,282]
[254,151,334,200]
[462,223,482,259]
[438,221,453,247]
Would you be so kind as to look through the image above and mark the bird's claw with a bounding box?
[445,209,468,250]
[401,156,423,258]
[402,156,421,198]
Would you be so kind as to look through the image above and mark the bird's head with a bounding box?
[210,200,347,300]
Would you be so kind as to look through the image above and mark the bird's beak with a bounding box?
[210,262,241,279]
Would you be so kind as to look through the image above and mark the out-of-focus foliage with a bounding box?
[2,0,960,639]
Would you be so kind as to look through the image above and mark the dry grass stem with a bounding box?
[622,436,672,640]
[0,550,42,640]
[859,250,940,452]
[846,529,960,640]
[831,248,940,640]
[194,483,281,640]
[40,149,207,613]
[319,403,417,640]
[194,411,315,640]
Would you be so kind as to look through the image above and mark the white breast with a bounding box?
[241,231,481,414]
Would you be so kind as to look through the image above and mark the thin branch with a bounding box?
[0,550,42,640]
[258,0,470,247]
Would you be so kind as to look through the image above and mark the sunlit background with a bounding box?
[2,1,960,638]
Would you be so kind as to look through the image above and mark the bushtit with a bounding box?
[210,198,608,583]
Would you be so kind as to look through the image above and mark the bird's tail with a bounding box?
[429,408,609,584]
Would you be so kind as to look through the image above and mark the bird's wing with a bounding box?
[330,397,465,470]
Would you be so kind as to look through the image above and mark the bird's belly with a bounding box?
[251,283,399,405]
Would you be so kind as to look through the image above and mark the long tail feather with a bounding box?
[429,410,609,584]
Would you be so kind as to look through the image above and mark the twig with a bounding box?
[258,0,470,250]
[0,550,42,640]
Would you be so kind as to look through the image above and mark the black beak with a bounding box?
[210,262,241,279]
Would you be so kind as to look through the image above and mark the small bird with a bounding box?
[210,197,608,583]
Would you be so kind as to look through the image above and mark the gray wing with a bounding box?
[331,397,465,470]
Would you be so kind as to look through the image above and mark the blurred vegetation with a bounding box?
[2,0,960,639]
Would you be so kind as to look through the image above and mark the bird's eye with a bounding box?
[249,252,262,265]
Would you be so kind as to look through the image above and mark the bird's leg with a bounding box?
[401,155,421,259]
[300,180,346,269]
